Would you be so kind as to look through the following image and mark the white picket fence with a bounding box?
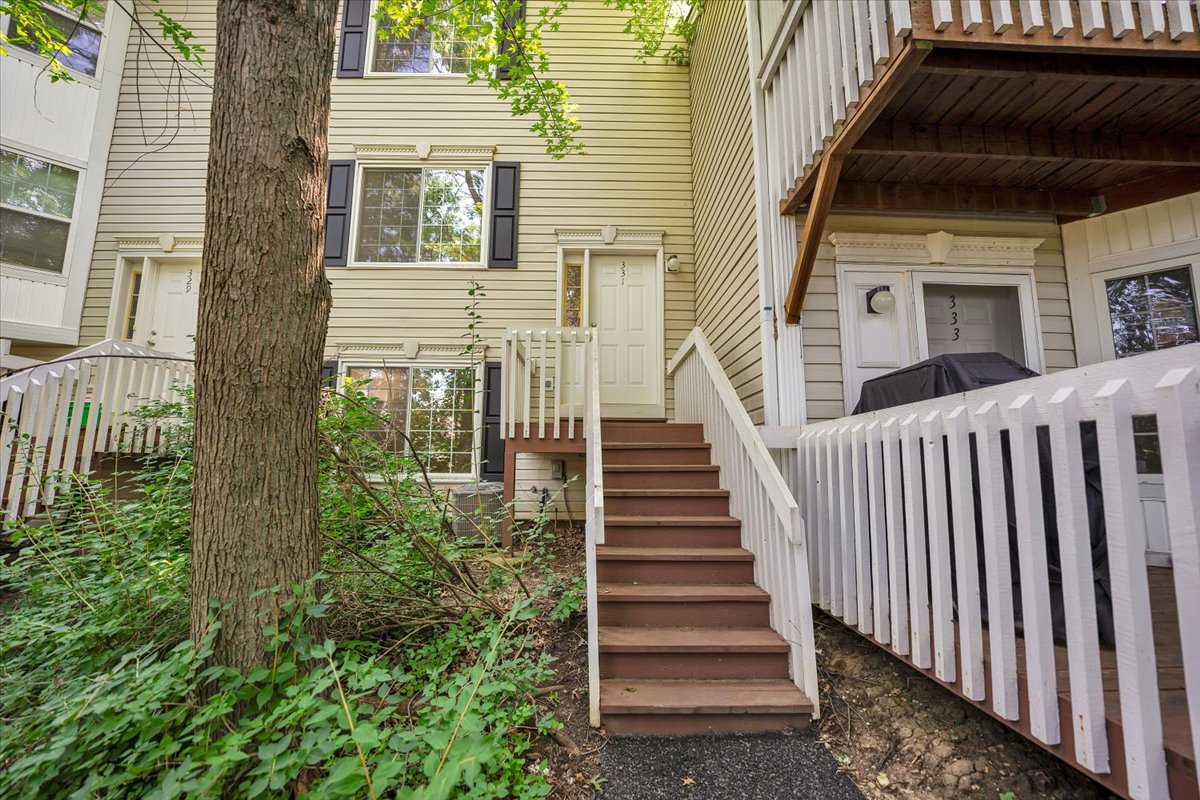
[0,339,194,521]
[788,345,1199,800]
[500,327,591,440]
[668,327,820,711]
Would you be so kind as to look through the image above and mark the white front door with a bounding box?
[836,269,914,414]
[589,253,662,414]
[140,262,199,356]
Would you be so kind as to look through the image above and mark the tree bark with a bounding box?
[190,0,336,670]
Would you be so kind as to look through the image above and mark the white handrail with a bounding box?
[667,326,820,711]
[789,344,1200,800]
[583,328,604,726]
[1,341,194,521]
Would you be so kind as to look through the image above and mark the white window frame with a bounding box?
[910,269,1046,374]
[1089,256,1200,362]
[0,145,84,282]
[0,1,110,83]
[338,358,483,482]
[348,161,490,268]
[364,0,483,79]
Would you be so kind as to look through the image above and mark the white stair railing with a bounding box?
[792,344,1200,800]
[1,339,194,521]
[667,327,820,710]
[583,329,604,726]
[500,327,590,440]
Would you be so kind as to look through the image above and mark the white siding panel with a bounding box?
[689,0,764,423]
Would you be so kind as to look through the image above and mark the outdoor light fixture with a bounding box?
[866,285,896,315]
[665,254,680,273]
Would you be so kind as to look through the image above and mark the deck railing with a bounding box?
[789,345,1199,799]
[668,327,820,710]
[500,327,591,440]
[0,339,194,521]
[759,0,1198,208]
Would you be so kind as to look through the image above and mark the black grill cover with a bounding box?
[853,352,1038,415]
[852,352,1114,647]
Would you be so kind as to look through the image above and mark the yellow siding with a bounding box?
[688,0,765,423]
[801,214,1077,422]
[81,1,696,403]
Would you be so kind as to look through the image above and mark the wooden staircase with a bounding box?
[596,419,815,735]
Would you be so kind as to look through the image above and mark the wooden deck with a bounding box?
[839,567,1195,799]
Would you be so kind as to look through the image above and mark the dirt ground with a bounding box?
[811,613,1119,800]
[523,527,608,799]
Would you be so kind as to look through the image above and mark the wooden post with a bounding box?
[784,153,842,324]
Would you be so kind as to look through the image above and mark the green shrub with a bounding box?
[0,384,570,799]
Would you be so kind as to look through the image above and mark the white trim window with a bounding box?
[1101,264,1199,359]
[3,0,107,77]
[369,0,485,76]
[354,165,486,265]
[344,363,480,478]
[0,148,81,274]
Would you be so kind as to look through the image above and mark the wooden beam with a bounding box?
[918,48,1200,83]
[830,182,1099,217]
[780,41,930,216]
[784,155,843,325]
[1059,168,1200,222]
[853,123,1200,167]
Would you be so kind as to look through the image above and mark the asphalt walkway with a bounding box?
[599,732,865,800]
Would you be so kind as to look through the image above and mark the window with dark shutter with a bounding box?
[324,160,356,266]
[487,162,519,268]
[320,360,339,388]
[480,362,506,481]
[496,0,526,81]
[337,0,370,78]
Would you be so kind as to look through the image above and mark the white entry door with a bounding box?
[140,262,199,356]
[589,253,662,414]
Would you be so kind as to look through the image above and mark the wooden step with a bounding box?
[597,583,770,627]
[599,626,790,680]
[600,678,813,735]
[603,516,742,548]
[602,420,704,443]
[596,546,754,583]
[602,442,711,465]
[603,464,720,490]
[605,488,730,516]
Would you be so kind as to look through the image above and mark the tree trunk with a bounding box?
[190,0,336,670]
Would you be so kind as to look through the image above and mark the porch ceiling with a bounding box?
[828,48,1200,219]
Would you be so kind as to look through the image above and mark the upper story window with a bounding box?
[370,1,485,75]
[0,148,80,274]
[4,1,106,77]
[355,166,485,264]
[1105,266,1199,358]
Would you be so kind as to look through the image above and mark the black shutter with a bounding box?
[487,162,519,268]
[324,159,355,266]
[480,362,506,481]
[496,0,527,81]
[320,360,339,389]
[337,0,370,78]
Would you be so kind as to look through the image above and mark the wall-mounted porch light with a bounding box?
[866,285,896,315]
[665,254,680,273]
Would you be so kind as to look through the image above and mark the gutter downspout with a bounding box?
[744,0,781,426]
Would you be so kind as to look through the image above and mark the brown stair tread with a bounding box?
[600,627,789,653]
[603,442,710,449]
[597,547,752,561]
[599,583,769,601]
[600,679,813,715]
[604,465,719,472]
[605,516,740,527]
[605,489,729,500]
